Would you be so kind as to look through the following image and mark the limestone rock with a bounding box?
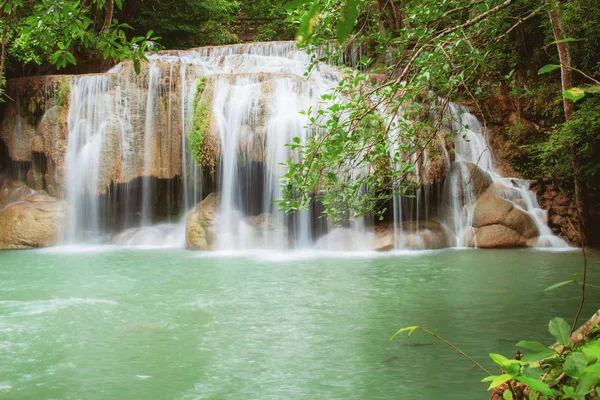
[0,180,67,249]
[473,189,540,248]
[475,224,528,248]
[473,191,514,227]
[185,192,219,250]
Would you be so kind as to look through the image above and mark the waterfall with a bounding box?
[446,103,569,248]
[57,41,566,250]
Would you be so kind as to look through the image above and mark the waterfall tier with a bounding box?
[0,42,568,250]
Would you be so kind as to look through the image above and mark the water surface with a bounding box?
[0,248,598,399]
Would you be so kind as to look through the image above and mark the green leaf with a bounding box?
[584,85,600,94]
[336,0,359,44]
[576,370,598,398]
[390,326,419,341]
[563,87,586,103]
[489,353,510,368]
[516,341,549,353]
[503,389,513,400]
[563,385,576,398]
[548,317,571,346]
[64,51,76,65]
[544,280,572,291]
[538,64,561,75]
[549,37,578,45]
[481,374,512,390]
[295,2,320,45]
[521,349,556,364]
[564,352,587,378]
[581,341,600,361]
[49,50,62,65]
[133,58,141,75]
[515,376,553,395]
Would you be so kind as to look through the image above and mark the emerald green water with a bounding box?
[0,248,598,399]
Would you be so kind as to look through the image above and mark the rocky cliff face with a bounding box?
[531,179,581,246]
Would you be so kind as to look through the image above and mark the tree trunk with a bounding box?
[101,0,115,34]
[548,6,587,246]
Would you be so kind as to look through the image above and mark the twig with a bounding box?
[393,326,493,376]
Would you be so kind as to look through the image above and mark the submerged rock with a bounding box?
[0,179,67,249]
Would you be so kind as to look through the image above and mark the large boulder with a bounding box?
[185,192,219,250]
[472,189,539,248]
[475,225,527,248]
[0,181,67,249]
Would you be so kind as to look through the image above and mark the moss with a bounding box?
[188,77,217,171]
[56,78,71,127]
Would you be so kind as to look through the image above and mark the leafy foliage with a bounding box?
[125,0,241,49]
[393,317,600,400]
[0,0,159,101]
[535,98,600,196]
[278,0,542,222]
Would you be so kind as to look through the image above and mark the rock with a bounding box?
[369,220,451,250]
[185,192,219,250]
[245,213,289,247]
[475,225,529,248]
[461,162,493,198]
[0,182,67,249]
[472,191,513,227]
[472,189,539,247]
[504,208,538,239]
[553,194,571,207]
[26,164,44,190]
[0,179,36,206]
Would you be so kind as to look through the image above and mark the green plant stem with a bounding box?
[415,327,493,376]
[571,245,587,334]
[573,280,600,289]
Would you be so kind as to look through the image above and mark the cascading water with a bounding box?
[58,41,567,250]
[446,103,569,248]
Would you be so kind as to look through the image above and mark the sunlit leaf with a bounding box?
[563,87,586,103]
[481,374,511,390]
[390,326,419,341]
